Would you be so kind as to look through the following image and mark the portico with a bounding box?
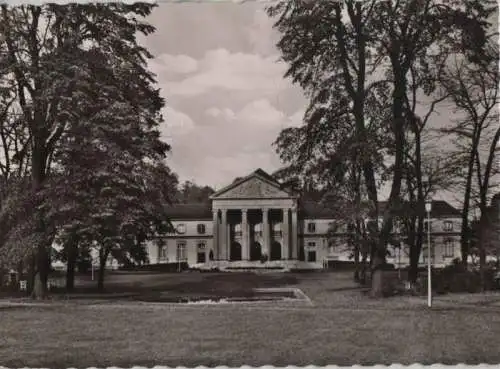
[210,169,299,263]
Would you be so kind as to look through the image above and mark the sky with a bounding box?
[139,2,305,191]
[138,2,497,207]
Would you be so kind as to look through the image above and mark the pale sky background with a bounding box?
[138,3,497,208]
[139,3,305,191]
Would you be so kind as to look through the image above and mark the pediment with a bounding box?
[212,174,292,199]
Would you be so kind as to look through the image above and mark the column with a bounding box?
[291,207,298,259]
[212,210,219,260]
[221,209,228,260]
[262,208,270,258]
[282,208,289,260]
[242,209,249,260]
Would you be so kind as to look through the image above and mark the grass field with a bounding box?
[1,271,500,368]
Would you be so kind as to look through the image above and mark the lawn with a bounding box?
[1,271,500,368]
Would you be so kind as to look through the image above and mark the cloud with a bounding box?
[205,107,236,120]
[245,8,280,56]
[236,99,285,125]
[287,109,305,128]
[164,48,289,97]
[165,99,301,187]
[160,107,196,143]
[148,53,199,81]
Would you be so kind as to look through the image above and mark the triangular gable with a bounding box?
[210,169,293,199]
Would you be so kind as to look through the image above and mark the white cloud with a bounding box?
[205,107,221,118]
[166,100,306,187]
[205,107,236,120]
[149,53,199,79]
[160,107,196,143]
[236,99,285,125]
[164,48,290,97]
[287,109,305,128]
[166,99,303,186]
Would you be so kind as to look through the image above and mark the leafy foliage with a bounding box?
[0,3,178,294]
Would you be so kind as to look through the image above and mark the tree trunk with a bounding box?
[370,62,407,297]
[353,240,360,282]
[27,253,35,296]
[16,259,24,285]
[409,216,425,282]
[360,249,368,285]
[97,261,105,292]
[66,242,78,292]
[97,247,110,292]
[31,244,49,300]
[478,210,489,291]
[460,138,477,265]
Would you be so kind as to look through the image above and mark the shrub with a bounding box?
[119,262,189,272]
[432,266,487,294]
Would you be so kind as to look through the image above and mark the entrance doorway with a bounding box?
[270,241,282,260]
[230,242,242,261]
[250,241,262,261]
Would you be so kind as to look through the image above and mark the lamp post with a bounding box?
[425,200,432,308]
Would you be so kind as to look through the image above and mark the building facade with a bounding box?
[145,169,463,270]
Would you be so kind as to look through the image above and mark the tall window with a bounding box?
[307,222,316,233]
[160,246,167,259]
[197,242,206,263]
[307,241,316,248]
[176,241,187,261]
[443,221,453,232]
[197,224,206,234]
[444,239,454,257]
[307,250,317,262]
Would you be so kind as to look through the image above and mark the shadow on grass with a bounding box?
[20,272,302,302]
[325,286,367,292]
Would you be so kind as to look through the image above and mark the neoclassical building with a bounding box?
[145,169,463,270]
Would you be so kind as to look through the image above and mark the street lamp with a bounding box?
[425,200,432,308]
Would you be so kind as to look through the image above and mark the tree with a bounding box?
[268,1,391,279]
[439,35,499,269]
[268,0,493,296]
[0,3,167,298]
[176,181,215,204]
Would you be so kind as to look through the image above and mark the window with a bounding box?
[307,250,317,262]
[160,246,167,259]
[235,224,242,237]
[254,223,262,236]
[307,222,316,233]
[307,242,316,248]
[444,239,454,258]
[197,252,206,263]
[176,241,187,261]
[176,224,186,234]
[196,242,206,263]
[443,221,453,232]
[197,224,206,234]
